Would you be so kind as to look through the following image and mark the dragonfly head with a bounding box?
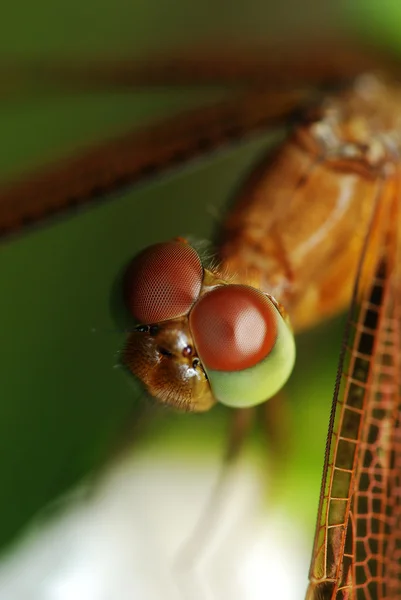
[122,239,296,411]
[124,318,215,412]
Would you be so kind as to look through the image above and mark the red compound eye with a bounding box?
[125,241,203,323]
[189,285,278,371]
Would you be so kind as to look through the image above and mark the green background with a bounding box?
[0,0,399,562]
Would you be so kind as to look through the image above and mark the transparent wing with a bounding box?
[1,39,400,94]
[0,87,314,239]
[2,38,401,241]
[306,173,401,599]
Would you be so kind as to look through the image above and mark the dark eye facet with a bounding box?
[125,240,203,323]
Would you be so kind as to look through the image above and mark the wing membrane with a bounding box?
[1,39,401,94]
[0,87,312,239]
[306,173,401,599]
[2,38,401,240]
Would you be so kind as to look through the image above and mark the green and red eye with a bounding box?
[125,241,295,407]
[125,240,203,323]
[189,285,295,407]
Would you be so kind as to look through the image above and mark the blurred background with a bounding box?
[0,1,400,599]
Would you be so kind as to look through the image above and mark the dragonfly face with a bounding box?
[1,42,401,600]
[123,238,295,410]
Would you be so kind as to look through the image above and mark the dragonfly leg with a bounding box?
[173,406,256,575]
[223,406,257,462]
[257,390,294,498]
[260,390,292,463]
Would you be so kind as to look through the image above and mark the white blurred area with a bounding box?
[0,453,310,600]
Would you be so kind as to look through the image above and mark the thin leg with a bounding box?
[174,407,256,572]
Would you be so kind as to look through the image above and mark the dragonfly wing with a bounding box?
[1,39,400,93]
[3,36,401,240]
[306,173,401,600]
[0,87,315,239]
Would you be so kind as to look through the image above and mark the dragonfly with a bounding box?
[1,38,400,599]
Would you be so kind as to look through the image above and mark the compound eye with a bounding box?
[125,241,203,323]
[189,285,295,407]
[190,285,277,370]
